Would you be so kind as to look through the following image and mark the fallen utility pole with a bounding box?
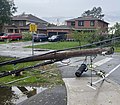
[0,59,60,78]
[0,47,114,66]
[0,47,114,78]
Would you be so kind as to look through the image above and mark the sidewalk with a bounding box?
[63,77,120,105]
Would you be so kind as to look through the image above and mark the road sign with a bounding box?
[29,23,37,32]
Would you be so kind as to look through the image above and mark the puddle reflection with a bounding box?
[0,86,47,105]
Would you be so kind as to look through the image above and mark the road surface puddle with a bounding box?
[0,86,47,105]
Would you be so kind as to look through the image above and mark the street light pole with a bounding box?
[29,23,37,56]
[32,32,34,55]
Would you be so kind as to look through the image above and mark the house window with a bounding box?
[19,21,23,26]
[90,20,95,26]
[78,21,84,26]
[71,22,75,26]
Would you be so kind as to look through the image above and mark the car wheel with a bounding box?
[39,39,42,42]
[17,38,20,41]
[6,39,10,43]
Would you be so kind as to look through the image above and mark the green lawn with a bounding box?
[0,56,64,86]
[27,41,87,50]
[114,46,120,52]
[26,41,120,52]
[0,41,6,44]
[112,42,120,52]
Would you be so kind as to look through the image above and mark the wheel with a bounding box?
[6,39,10,43]
[39,39,42,42]
[17,38,20,41]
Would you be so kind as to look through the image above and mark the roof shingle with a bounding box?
[66,16,109,24]
[12,14,48,24]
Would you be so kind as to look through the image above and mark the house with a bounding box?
[4,13,49,34]
[47,25,72,37]
[46,16,109,37]
[66,16,109,33]
[4,14,109,36]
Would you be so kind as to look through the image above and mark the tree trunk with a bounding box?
[0,24,4,33]
[78,40,81,49]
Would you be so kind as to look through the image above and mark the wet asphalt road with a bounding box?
[0,41,50,58]
[57,53,120,83]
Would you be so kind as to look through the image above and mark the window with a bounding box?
[90,20,95,26]
[19,21,23,26]
[78,21,84,26]
[71,22,75,26]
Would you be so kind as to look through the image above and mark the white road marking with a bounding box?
[105,63,120,77]
[87,57,114,90]
[87,84,96,90]
[87,57,120,90]
[92,63,120,85]
[92,57,113,68]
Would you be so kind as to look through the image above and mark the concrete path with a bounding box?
[63,77,120,105]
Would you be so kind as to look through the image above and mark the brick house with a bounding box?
[47,16,109,36]
[66,16,109,33]
[4,14,49,34]
[47,25,72,37]
[5,14,109,36]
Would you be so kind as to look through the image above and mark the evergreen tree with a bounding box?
[82,7,104,19]
[0,0,17,32]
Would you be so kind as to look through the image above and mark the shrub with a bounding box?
[22,32,32,41]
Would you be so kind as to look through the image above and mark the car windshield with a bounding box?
[3,33,7,36]
[0,33,4,36]
[38,35,46,37]
[51,36,57,39]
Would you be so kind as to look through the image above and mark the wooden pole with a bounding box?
[0,47,114,66]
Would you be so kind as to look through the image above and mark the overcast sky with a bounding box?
[14,0,120,25]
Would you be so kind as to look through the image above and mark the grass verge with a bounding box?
[26,41,120,52]
[0,56,64,87]
[26,41,87,50]
[114,47,120,52]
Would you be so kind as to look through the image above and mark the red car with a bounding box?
[0,33,22,41]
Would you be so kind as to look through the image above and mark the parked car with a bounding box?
[48,35,66,42]
[33,34,48,42]
[0,33,5,36]
[0,33,22,41]
[0,33,5,41]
